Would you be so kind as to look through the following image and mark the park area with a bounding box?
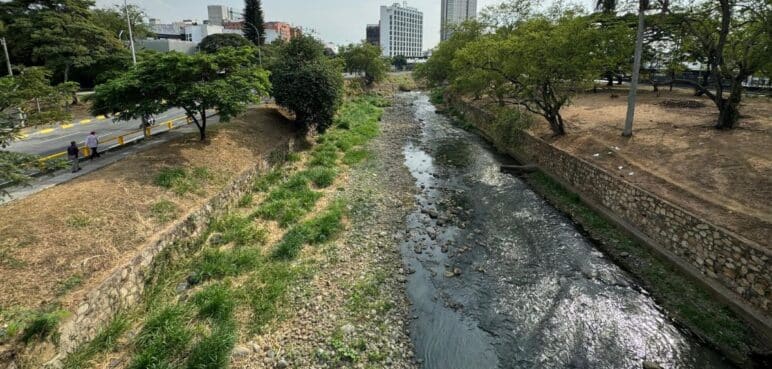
[0,106,295,331]
[529,87,771,246]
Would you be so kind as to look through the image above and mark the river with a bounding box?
[395,92,735,369]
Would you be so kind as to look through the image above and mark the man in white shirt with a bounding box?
[85,131,100,160]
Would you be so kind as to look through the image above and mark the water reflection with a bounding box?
[397,92,734,369]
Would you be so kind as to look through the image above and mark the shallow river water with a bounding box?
[396,92,735,369]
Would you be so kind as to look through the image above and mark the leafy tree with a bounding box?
[270,36,343,133]
[0,0,122,82]
[339,42,388,86]
[199,33,253,54]
[676,0,769,129]
[392,55,408,71]
[243,0,266,46]
[413,21,485,88]
[91,48,270,141]
[92,4,153,41]
[453,15,605,136]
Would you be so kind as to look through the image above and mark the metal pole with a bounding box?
[245,22,263,68]
[0,37,12,77]
[124,0,137,66]
[623,1,646,137]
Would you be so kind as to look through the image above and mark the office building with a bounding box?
[366,24,380,46]
[441,0,477,41]
[207,5,232,26]
[379,2,423,58]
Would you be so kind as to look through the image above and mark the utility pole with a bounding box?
[244,22,263,68]
[124,0,137,66]
[0,37,12,77]
[623,0,648,137]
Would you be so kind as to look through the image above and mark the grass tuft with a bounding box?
[63,315,129,369]
[192,283,236,323]
[273,201,346,260]
[151,200,179,223]
[154,167,213,196]
[21,309,68,343]
[255,174,322,227]
[303,166,338,188]
[129,305,193,369]
[211,214,266,247]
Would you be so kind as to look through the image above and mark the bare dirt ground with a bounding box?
[529,87,771,246]
[0,106,295,315]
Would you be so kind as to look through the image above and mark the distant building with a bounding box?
[366,24,380,46]
[380,2,423,58]
[184,24,224,43]
[150,23,186,40]
[222,20,245,36]
[264,21,293,43]
[138,39,197,55]
[290,26,303,39]
[441,0,477,41]
[207,5,232,26]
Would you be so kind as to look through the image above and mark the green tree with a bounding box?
[339,42,388,86]
[413,21,485,88]
[243,0,266,46]
[92,4,154,41]
[270,36,343,133]
[676,0,769,129]
[91,48,270,141]
[453,15,604,136]
[392,55,408,71]
[0,0,122,82]
[199,33,254,54]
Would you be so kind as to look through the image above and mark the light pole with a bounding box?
[0,37,12,77]
[124,0,137,65]
[243,22,263,68]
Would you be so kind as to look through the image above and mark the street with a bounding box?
[6,108,187,157]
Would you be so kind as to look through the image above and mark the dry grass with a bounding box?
[0,106,296,314]
[529,87,771,245]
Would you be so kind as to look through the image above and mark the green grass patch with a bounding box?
[129,305,194,369]
[154,166,213,196]
[253,168,285,192]
[192,283,236,324]
[245,261,299,334]
[273,201,346,260]
[21,309,68,343]
[302,166,337,188]
[342,149,371,165]
[191,247,262,283]
[254,174,322,227]
[210,214,266,247]
[238,193,254,208]
[525,170,756,362]
[151,200,179,223]
[347,270,393,315]
[63,315,129,369]
[66,215,90,228]
[185,321,236,369]
[56,275,83,296]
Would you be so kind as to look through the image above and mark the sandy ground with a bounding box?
[0,106,296,315]
[528,87,771,246]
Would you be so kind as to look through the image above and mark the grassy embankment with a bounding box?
[432,88,766,367]
[61,95,387,369]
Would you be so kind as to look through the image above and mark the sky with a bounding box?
[95,0,596,49]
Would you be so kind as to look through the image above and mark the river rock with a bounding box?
[642,361,663,369]
[276,359,289,368]
[232,345,252,358]
[341,323,356,336]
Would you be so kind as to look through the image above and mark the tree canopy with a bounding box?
[270,36,343,133]
[92,4,154,41]
[199,33,254,54]
[243,0,266,46]
[91,47,270,141]
[340,42,388,86]
[392,55,408,71]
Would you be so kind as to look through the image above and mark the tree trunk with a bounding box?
[198,109,207,141]
[606,72,614,87]
[695,71,710,96]
[63,63,71,83]
[623,3,646,137]
[547,113,566,136]
[715,81,742,129]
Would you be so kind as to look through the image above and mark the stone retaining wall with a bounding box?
[450,97,771,322]
[27,140,293,368]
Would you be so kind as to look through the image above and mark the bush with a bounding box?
[270,36,344,133]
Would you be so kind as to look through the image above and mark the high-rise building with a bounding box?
[207,5,232,26]
[366,24,380,46]
[380,2,423,58]
[441,0,477,41]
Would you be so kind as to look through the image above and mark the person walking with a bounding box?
[85,131,100,160]
[67,141,81,173]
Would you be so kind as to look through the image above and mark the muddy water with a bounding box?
[396,92,734,369]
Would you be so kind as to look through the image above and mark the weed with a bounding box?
[21,309,68,343]
[342,149,371,165]
[253,168,285,192]
[151,200,179,223]
[192,283,236,323]
[63,315,129,369]
[309,143,339,167]
[129,305,193,369]
[56,275,83,296]
[303,166,337,188]
[287,152,302,162]
[185,321,236,369]
[255,174,322,227]
[193,247,262,281]
[154,167,212,196]
[347,271,392,315]
[154,167,187,188]
[273,201,345,260]
[246,262,297,333]
[211,214,266,247]
[238,193,253,207]
[66,215,90,228]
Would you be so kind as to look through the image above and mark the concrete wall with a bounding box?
[450,97,771,325]
[137,39,197,55]
[18,141,294,368]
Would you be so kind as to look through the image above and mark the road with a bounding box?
[6,108,188,157]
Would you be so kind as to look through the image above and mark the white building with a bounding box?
[379,2,423,58]
[184,24,224,44]
[441,0,476,41]
[207,5,231,26]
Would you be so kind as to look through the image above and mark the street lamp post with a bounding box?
[243,22,263,68]
[0,37,12,77]
[124,0,137,66]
